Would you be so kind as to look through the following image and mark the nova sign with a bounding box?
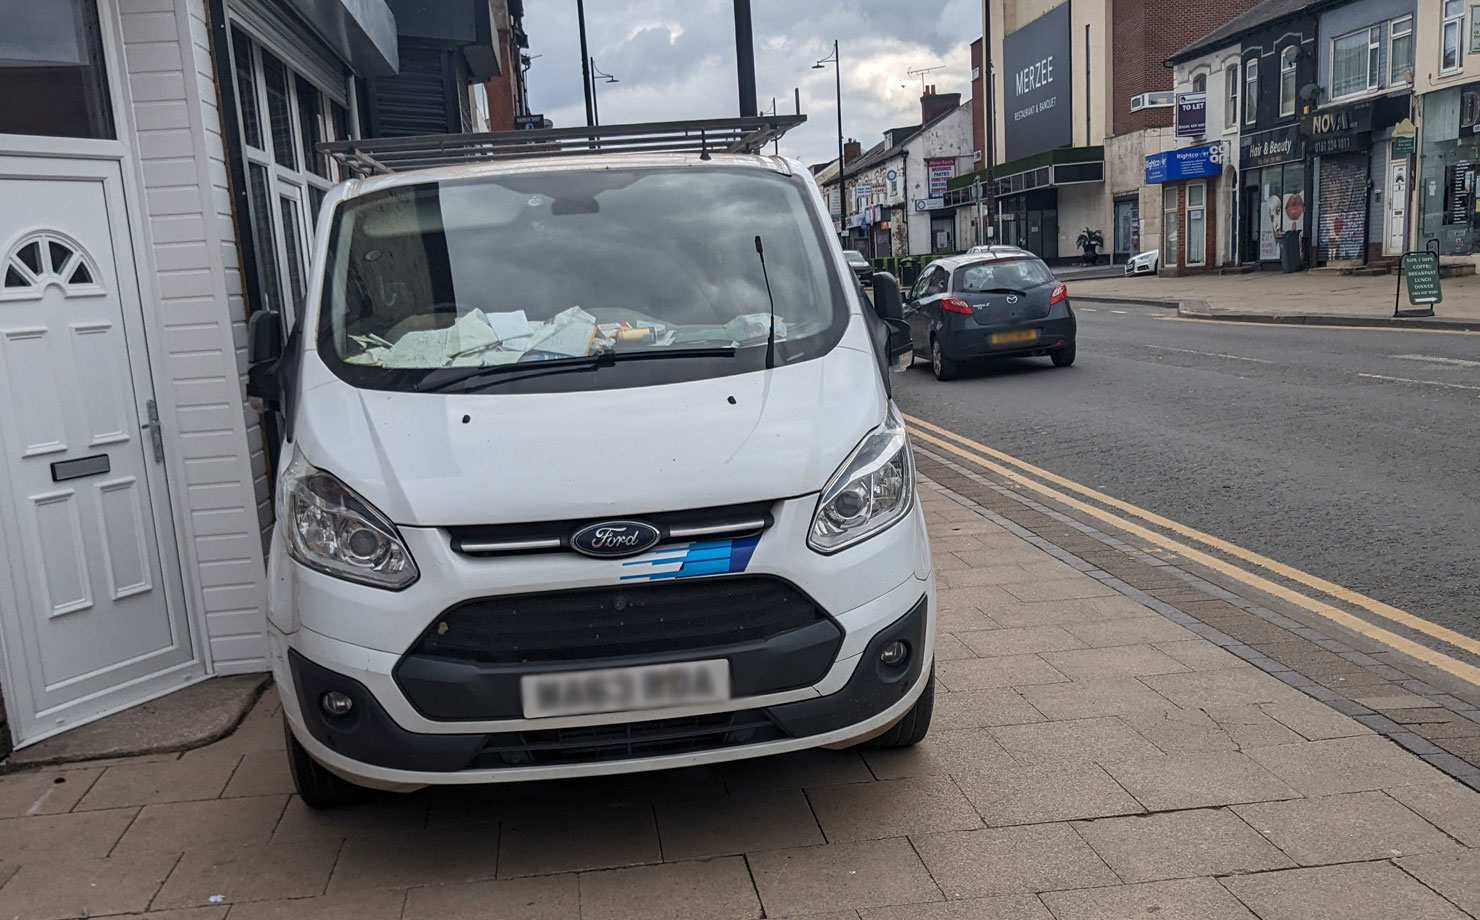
[1002,1,1073,161]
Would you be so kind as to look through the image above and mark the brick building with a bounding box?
[1104,0,1265,264]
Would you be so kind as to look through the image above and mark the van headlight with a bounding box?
[808,405,915,554]
[276,448,419,590]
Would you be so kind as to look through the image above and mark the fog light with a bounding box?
[879,640,910,667]
[320,691,354,717]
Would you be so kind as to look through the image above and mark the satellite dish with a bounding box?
[1298,83,1322,103]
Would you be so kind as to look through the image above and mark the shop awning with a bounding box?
[947,146,1105,201]
[286,0,399,77]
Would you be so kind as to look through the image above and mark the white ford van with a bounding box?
[248,123,936,807]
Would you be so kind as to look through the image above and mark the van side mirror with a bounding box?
[246,310,283,409]
[870,271,904,321]
[884,318,912,372]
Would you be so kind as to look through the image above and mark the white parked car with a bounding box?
[1125,249,1160,276]
[248,145,937,807]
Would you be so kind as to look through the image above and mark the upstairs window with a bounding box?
[1224,63,1239,129]
[1192,73,1208,93]
[1331,26,1381,98]
[1442,0,1464,73]
[1245,58,1259,125]
[1279,46,1298,116]
[1390,15,1413,84]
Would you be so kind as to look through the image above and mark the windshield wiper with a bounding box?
[414,346,738,394]
[975,287,1028,297]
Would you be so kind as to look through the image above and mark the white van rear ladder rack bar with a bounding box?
[320,115,807,177]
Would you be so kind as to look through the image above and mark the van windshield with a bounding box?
[317,165,847,392]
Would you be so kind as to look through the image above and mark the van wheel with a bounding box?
[284,716,370,809]
[931,338,958,381]
[860,668,935,749]
[1051,344,1076,367]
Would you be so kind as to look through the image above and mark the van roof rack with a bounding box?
[320,115,807,177]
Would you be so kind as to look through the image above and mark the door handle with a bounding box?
[141,399,165,463]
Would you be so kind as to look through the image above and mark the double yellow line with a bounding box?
[905,413,1480,688]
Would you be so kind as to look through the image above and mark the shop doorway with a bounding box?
[1385,159,1409,256]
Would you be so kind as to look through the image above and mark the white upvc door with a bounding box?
[1385,159,1409,256]
[0,154,200,746]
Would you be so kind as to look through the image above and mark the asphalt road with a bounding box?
[894,304,1480,645]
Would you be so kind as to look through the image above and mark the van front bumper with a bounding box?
[276,589,930,785]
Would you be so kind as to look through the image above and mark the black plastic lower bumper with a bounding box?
[286,592,929,773]
[940,316,1076,361]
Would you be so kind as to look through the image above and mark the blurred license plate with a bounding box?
[991,329,1039,345]
[521,660,730,718]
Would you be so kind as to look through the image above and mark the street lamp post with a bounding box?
[814,40,844,236]
[590,59,618,126]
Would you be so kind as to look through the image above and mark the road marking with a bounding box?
[1110,310,1129,314]
[1144,344,1274,364]
[1359,373,1480,392]
[1080,307,1098,312]
[1159,316,1480,335]
[905,415,1480,687]
[1392,354,1480,368]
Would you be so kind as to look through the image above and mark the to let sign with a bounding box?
[1176,92,1207,137]
[1402,252,1443,306]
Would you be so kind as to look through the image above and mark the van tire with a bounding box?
[931,338,958,381]
[860,668,935,749]
[284,716,370,809]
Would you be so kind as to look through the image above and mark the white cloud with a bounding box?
[522,0,981,166]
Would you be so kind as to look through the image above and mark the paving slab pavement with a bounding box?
[0,474,1478,918]
[1069,270,1480,328]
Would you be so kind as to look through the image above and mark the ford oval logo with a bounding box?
[571,520,662,558]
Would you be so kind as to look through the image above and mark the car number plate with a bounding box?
[990,329,1039,345]
[521,659,730,718]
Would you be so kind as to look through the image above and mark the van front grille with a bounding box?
[469,710,785,768]
[446,500,775,557]
[410,576,830,665]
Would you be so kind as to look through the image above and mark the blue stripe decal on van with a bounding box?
[619,535,761,581]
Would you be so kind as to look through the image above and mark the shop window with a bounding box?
[0,0,114,139]
[1390,16,1413,85]
[229,25,349,317]
[1245,59,1258,126]
[1331,27,1381,99]
[1163,185,1179,268]
[1225,64,1239,130]
[1442,0,1464,73]
[1279,47,1298,117]
[1186,183,1206,266]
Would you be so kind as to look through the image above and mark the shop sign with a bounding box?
[854,183,873,198]
[1402,252,1443,305]
[1461,82,1480,136]
[1301,103,1372,138]
[1310,133,1368,156]
[1175,92,1207,137]
[1240,124,1304,169]
[926,159,955,197]
[1144,144,1223,183]
[1002,1,1073,160]
[1472,7,1480,54]
[914,197,945,211]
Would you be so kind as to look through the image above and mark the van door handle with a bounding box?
[141,399,165,463]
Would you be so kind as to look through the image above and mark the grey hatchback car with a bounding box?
[904,251,1076,380]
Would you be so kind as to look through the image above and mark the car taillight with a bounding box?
[942,297,973,315]
[1049,284,1068,305]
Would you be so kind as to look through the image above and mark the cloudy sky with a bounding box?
[520,1,981,167]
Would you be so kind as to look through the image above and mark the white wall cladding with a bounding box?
[119,0,269,670]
